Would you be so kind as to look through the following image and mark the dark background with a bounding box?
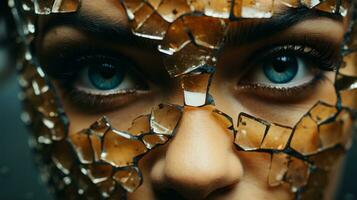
[0,2,356,200]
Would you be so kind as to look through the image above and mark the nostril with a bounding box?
[154,188,186,200]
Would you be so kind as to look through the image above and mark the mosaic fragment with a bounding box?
[273,0,299,8]
[132,11,170,40]
[340,88,357,110]
[309,102,338,124]
[113,167,142,193]
[212,109,234,131]
[131,3,154,32]
[318,120,343,149]
[284,157,310,191]
[51,0,80,13]
[142,134,168,149]
[156,0,191,23]
[97,179,116,198]
[261,124,292,150]
[235,113,268,151]
[68,130,94,164]
[128,115,151,136]
[233,0,274,19]
[122,0,144,19]
[181,70,213,107]
[101,129,147,167]
[52,141,76,175]
[268,153,289,187]
[301,0,322,8]
[336,109,354,149]
[341,51,357,77]
[150,104,182,136]
[164,43,216,77]
[86,164,112,184]
[34,0,55,14]
[336,73,357,90]
[89,117,111,137]
[89,134,102,162]
[195,0,231,18]
[290,115,321,156]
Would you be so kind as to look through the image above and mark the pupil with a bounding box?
[99,64,117,79]
[88,64,125,90]
[263,55,298,84]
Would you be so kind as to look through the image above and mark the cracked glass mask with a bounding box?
[8,0,357,199]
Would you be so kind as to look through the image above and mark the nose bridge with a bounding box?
[162,106,243,198]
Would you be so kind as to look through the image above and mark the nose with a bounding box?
[151,106,243,199]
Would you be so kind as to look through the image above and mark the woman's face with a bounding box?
[16,0,357,199]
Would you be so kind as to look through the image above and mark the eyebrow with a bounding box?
[226,7,343,46]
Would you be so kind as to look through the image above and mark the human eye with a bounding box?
[52,54,149,111]
[237,44,338,102]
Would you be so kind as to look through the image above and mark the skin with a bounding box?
[34,0,353,199]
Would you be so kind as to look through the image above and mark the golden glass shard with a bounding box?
[68,129,94,164]
[113,167,142,193]
[314,0,337,14]
[284,157,310,190]
[309,102,338,124]
[200,0,231,18]
[301,0,322,8]
[273,0,299,8]
[212,109,234,131]
[41,116,66,141]
[34,0,55,14]
[309,147,345,171]
[290,115,321,156]
[101,129,147,167]
[335,73,357,91]
[128,115,151,136]
[131,3,155,32]
[184,16,227,49]
[89,134,102,162]
[142,134,168,149]
[261,124,292,150]
[97,179,116,198]
[340,88,357,110]
[122,0,145,20]
[51,0,80,13]
[164,43,215,77]
[341,51,357,77]
[158,18,191,55]
[72,167,99,197]
[268,153,289,187]
[150,104,183,136]
[156,0,191,23]
[89,117,111,137]
[336,109,354,149]
[132,11,170,40]
[32,116,52,144]
[181,72,213,107]
[318,120,343,150]
[86,164,113,184]
[52,141,75,175]
[148,0,162,9]
[235,113,268,151]
[234,0,274,19]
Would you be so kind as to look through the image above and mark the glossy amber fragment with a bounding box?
[309,102,338,124]
[89,117,111,137]
[212,109,235,131]
[273,0,299,8]
[235,113,268,151]
[101,129,147,167]
[128,115,151,136]
[156,0,191,23]
[122,0,144,19]
[268,153,289,187]
[290,115,321,156]
[233,0,274,19]
[341,51,357,77]
[318,120,343,149]
[113,167,142,193]
[150,104,182,136]
[97,179,116,198]
[86,164,113,184]
[34,0,80,14]
[68,130,94,164]
[284,157,310,191]
[89,134,102,162]
[34,0,55,14]
[336,109,354,149]
[261,124,292,150]
[142,134,168,149]
[131,4,154,32]
[51,141,76,175]
[132,11,170,40]
[190,0,231,18]
[301,0,322,8]
[181,71,213,107]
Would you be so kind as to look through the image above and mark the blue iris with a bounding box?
[263,55,298,84]
[88,63,125,90]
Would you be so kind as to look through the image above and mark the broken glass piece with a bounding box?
[284,157,310,190]
[199,0,231,18]
[148,0,162,9]
[336,109,354,149]
[131,3,154,32]
[164,43,216,77]
[89,134,102,162]
[142,134,168,149]
[340,52,357,77]
[52,141,75,175]
[89,117,111,137]
[86,164,112,184]
[261,124,292,150]
[273,0,299,8]
[158,18,191,55]
[181,69,214,107]
[42,116,67,141]
[184,16,227,49]
[108,185,127,200]
[335,73,357,90]
[132,11,170,40]
[51,0,80,13]
[113,167,142,193]
[309,102,338,124]
[233,0,274,19]
[150,104,182,136]
[212,109,234,131]
[97,179,116,198]
[318,120,343,150]
[34,0,55,14]
[290,115,321,156]
[72,167,99,197]
[68,129,94,164]
[301,0,322,8]
[32,116,53,144]
[340,88,357,110]
[235,113,268,151]
[122,0,144,20]
[128,115,151,136]
[156,0,191,23]
[101,129,147,168]
[268,153,289,187]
